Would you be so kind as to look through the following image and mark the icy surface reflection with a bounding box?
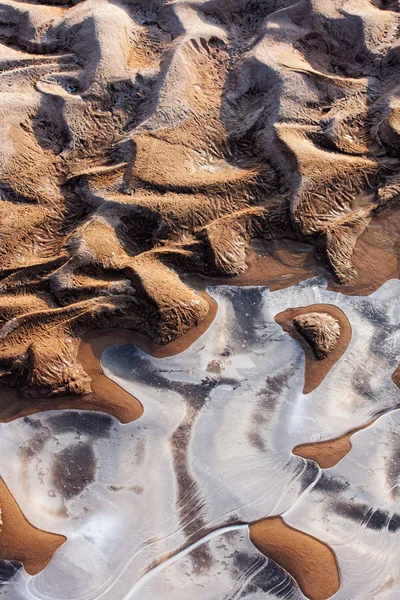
[286,409,400,600]
[0,277,399,599]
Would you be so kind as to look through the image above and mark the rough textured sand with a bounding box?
[0,0,399,399]
[275,303,351,393]
[0,291,217,423]
[0,0,399,598]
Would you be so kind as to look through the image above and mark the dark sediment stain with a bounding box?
[0,560,21,583]
[51,443,96,500]
[46,412,113,438]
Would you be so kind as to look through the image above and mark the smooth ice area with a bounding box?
[0,277,399,599]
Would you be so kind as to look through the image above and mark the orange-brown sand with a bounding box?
[0,478,65,576]
[275,304,352,394]
[0,293,217,424]
[294,367,400,469]
[0,0,398,595]
[189,204,400,297]
[250,517,340,600]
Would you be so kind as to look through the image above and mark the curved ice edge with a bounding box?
[20,523,307,600]
[126,524,247,597]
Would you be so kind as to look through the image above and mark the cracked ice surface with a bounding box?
[0,276,398,599]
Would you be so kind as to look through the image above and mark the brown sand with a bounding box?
[0,0,398,596]
[294,425,365,469]
[275,304,352,394]
[250,517,340,600]
[0,478,65,576]
[252,300,350,595]
[0,292,217,424]
[188,204,400,297]
[0,1,398,398]
[393,365,400,390]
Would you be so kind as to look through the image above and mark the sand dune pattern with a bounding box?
[0,0,399,397]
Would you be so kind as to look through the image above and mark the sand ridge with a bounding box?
[0,0,398,597]
[0,0,398,397]
[275,303,352,394]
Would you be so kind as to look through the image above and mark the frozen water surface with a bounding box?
[0,277,399,599]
